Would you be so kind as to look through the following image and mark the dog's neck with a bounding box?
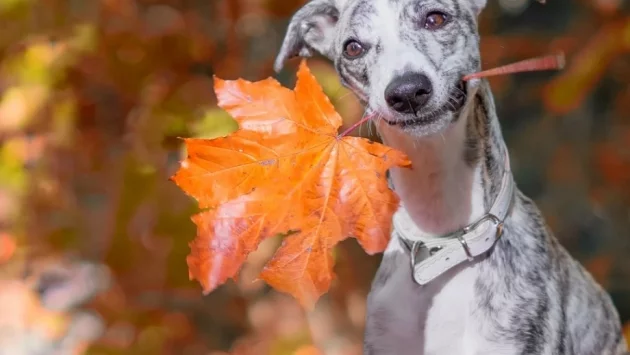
[376,81,507,239]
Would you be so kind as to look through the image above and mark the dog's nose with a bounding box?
[384,73,433,114]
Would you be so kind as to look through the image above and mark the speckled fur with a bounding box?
[274,0,628,354]
[362,84,627,355]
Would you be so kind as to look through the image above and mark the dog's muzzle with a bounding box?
[383,80,468,128]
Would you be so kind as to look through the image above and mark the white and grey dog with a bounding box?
[274,0,628,354]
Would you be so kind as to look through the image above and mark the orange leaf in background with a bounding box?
[624,323,630,349]
[0,233,16,264]
[172,60,410,308]
[293,345,323,355]
[543,19,630,115]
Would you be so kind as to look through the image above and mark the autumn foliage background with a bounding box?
[0,0,628,354]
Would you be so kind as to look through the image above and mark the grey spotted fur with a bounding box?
[274,0,628,353]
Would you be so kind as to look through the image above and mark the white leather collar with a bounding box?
[394,151,515,285]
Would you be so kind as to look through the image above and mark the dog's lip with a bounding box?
[381,80,468,127]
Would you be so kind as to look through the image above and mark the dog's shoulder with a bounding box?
[477,190,626,354]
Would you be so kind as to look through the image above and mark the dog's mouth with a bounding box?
[382,81,468,128]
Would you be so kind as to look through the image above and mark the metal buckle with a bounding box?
[456,235,474,261]
[409,241,442,274]
[458,213,504,261]
[462,213,502,234]
[405,213,504,269]
[410,241,421,268]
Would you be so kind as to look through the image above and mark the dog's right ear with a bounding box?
[273,0,342,73]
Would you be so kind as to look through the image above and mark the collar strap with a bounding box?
[395,150,515,285]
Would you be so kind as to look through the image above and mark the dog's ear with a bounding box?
[471,0,487,15]
[274,0,342,73]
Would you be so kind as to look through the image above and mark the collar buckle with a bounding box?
[462,213,502,234]
[394,148,515,285]
[406,213,504,265]
[409,242,421,270]
[456,234,474,261]
[409,242,444,268]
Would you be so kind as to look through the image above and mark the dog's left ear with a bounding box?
[472,0,487,15]
[274,0,342,73]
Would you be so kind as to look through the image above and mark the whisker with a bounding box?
[445,95,458,111]
[359,105,370,137]
[337,91,356,102]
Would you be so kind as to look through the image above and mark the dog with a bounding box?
[273,0,628,354]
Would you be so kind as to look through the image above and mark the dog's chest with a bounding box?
[365,248,519,355]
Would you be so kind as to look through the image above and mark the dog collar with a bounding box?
[395,151,515,285]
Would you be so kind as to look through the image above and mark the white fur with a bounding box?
[367,102,520,355]
[376,88,482,240]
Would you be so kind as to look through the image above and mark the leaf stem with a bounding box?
[338,113,376,138]
[463,52,566,81]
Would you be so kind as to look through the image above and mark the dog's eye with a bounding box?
[343,40,365,59]
[424,11,448,30]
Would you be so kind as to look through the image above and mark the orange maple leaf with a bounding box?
[172,60,410,308]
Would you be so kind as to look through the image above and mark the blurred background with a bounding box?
[0,0,628,354]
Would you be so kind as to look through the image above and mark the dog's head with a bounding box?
[275,0,486,136]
